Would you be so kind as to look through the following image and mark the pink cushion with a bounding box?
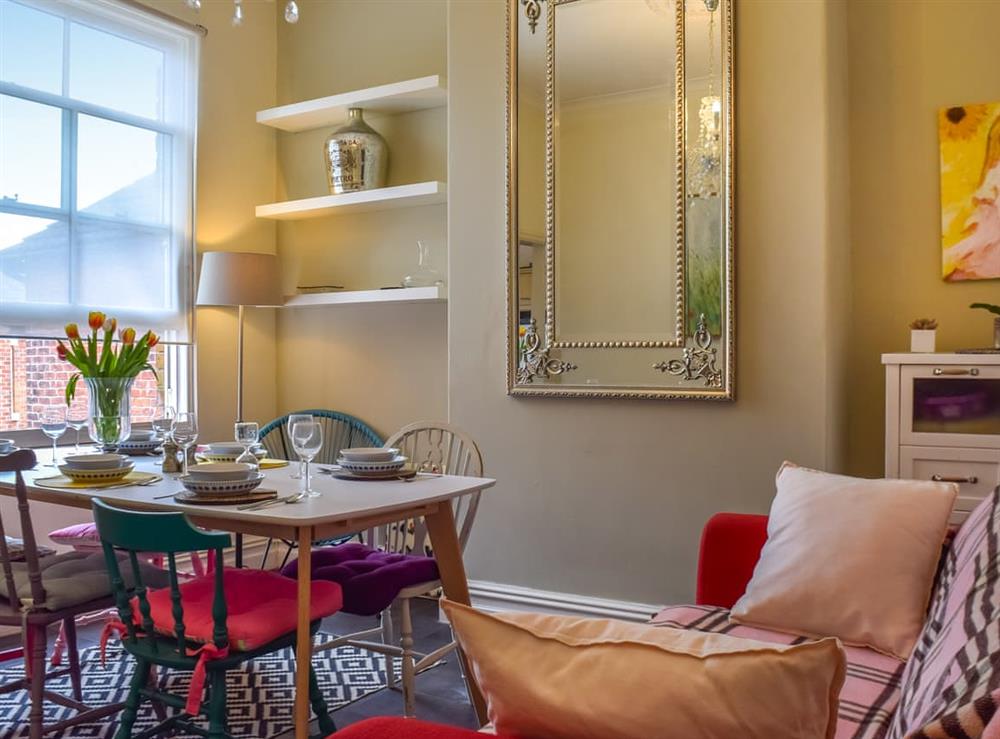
[652,604,905,739]
[48,522,102,550]
[135,568,342,651]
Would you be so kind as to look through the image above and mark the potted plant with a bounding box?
[970,303,1000,350]
[56,312,158,450]
[909,318,938,353]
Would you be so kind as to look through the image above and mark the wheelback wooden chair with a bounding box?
[295,421,485,718]
[0,449,127,738]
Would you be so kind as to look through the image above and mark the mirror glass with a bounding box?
[509,0,733,399]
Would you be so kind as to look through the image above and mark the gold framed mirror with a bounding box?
[506,0,734,400]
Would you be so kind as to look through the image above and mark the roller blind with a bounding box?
[0,0,199,343]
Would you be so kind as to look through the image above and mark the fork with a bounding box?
[238,492,306,511]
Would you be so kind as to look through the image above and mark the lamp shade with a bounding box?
[196,251,283,307]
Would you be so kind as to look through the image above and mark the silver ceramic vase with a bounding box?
[324,107,388,194]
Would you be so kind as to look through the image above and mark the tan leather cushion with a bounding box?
[443,599,846,739]
[0,551,169,611]
[731,462,957,659]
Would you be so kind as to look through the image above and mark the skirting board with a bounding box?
[466,580,664,623]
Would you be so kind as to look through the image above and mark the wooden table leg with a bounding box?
[424,502,488,725]
[295,526,312,739]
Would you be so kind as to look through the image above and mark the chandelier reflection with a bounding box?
[687,3,721,199]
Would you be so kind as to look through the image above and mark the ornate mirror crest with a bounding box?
[506,0,734,400]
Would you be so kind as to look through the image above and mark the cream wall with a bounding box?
[273,0,448,439]
[846,0,1000,476]
[148,0,279,443]
[449,0,851,603]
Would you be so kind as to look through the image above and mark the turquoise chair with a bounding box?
[258,410,384,568]
[91,499,341,739]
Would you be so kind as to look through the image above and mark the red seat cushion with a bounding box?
[332,718,512,739]
[135,568,342,651]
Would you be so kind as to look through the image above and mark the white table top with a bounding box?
[0,456,496,528]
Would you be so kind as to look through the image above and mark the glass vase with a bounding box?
[85,377,134,452]
[402,240,445,288]
[324,107,388,194]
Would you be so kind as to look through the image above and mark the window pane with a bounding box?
[0,95,62,208]
[0,0,63,95]
[0,213,69,304]
[0,338,169,432]
[77,115,166,224]
[77,219,169,310]
[69,22,164,120]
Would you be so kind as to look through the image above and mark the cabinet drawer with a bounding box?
[899,446,1000,520]
[900,365,1000,448]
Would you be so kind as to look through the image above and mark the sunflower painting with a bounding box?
[940,102,1000,281]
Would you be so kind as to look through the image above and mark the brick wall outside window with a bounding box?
[0,339,163,432]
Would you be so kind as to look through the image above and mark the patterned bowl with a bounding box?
[63,453,128,470]
[199,448,266,463]
[58,463,134,483]
[337,455,408,474]
[179,473,265,496]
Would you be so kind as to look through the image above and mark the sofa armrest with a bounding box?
[696,512,768,609]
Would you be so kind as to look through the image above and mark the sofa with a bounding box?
[334,492,1000,738]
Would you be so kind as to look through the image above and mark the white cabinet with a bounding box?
[885,353,1000,522]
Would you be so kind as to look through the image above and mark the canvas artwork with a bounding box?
[940,102,1000,281]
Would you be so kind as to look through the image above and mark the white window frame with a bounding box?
[0,0,200,445]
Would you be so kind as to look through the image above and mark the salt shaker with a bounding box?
[161,438,181,474]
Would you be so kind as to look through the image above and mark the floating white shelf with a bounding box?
[284,285,447,308]
[256,181,446,220]
[257,75,448,133]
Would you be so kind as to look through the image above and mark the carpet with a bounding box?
[0,638,421,738]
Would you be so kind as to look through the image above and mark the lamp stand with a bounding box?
[236,303,245,423]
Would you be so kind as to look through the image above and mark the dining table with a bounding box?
[0,455,496,738]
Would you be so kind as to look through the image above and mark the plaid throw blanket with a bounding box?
[650,604,904,739]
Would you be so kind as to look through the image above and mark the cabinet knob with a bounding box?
[931,474,978,484]
[932,367,980,376]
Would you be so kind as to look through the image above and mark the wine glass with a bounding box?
[152,406,175,455]
[40,406,68,467]
[172,412,198,475]
[234,421,259,471]
[66,407,88,452]
[287,414,312,479]
[290,419,323,497]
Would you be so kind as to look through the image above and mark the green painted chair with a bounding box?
[91,499,342,739]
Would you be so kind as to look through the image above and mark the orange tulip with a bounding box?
[120,327,136,345]
[147,332,159,348]
[56,342,67,360]
[65,323,80,340]
[88,311,105,331]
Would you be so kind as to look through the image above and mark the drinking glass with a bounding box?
[290,420,323,497]
[66,407,88,452]
[152,406,175,442]
[287,414,312,479]
[172,411,199,475]
[234,421,260,470]
[40,407,68,467]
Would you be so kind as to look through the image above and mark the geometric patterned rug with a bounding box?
[0,637,428,738]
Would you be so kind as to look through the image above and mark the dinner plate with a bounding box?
[337,455,408,473]
[58,463,135,483]
[118,439,163,455]
[328,465,418,481]
[199,448,266,463]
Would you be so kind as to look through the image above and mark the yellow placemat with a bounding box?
[34,471,162,490]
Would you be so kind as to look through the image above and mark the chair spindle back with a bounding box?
[372,422,485,556]
[0,449,44,615]
[91,499,232,654]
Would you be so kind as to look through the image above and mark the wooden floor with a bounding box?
[0,598,479,737]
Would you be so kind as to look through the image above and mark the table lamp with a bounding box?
[196,251,283,422]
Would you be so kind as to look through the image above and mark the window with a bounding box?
[0,0,199,435]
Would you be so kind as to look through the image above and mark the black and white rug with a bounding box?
[0,638,420,738]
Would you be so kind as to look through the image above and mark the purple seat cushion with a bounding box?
[281,543,440,616]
